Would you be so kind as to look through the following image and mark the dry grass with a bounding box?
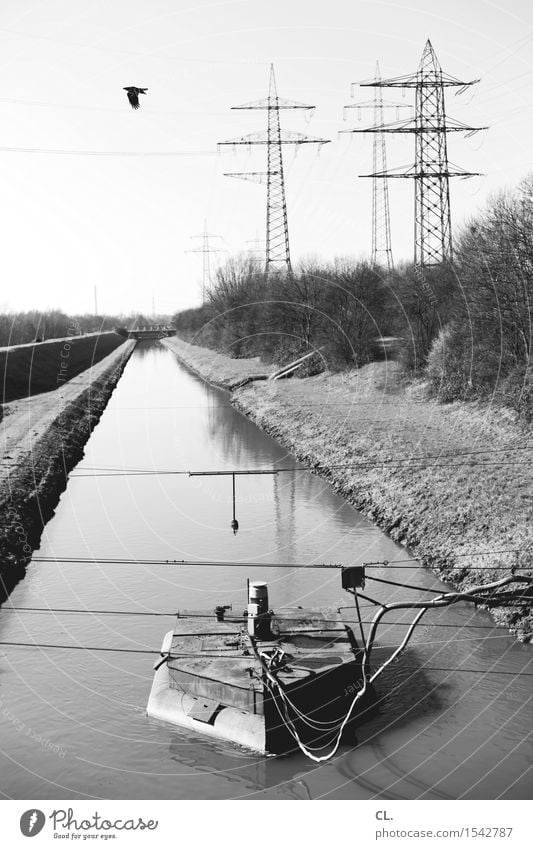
[161,336,270,388]
[166,336,532,635]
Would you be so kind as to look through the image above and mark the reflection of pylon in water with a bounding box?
[273,471,296,562]
[219,64,330,274]
[352,40,486,268]
[186,220,226,302]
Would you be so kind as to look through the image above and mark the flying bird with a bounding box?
[123,86,148,110]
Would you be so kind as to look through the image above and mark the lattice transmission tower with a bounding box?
[245,230,265,260]
[218,64,330,273]
[186,220,226,302]
[342,62,411,271]
[352,40,486,269]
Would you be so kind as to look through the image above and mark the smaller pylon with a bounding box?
[342,61,410,271]
[186,220,226,302]
[245,230,265,259]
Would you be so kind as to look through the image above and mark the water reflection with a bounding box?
[166,732,312,799]
[0,343,530,800]
[273,471,297,562]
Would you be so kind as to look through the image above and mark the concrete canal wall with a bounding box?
[0,340,136,580]
[162,336,533,638]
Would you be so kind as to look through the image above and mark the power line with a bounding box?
[2,606,523,629]
[0,640,155,654]
[69,441,533,472]
[397,665,533,677]
[0,96,228,118]
[68,461,533,477]
[0,638,531,676]
[367,575,444,594]
[25,548,532,568]
[68,452,533,477]
[30,556,343,569]
[2,606,177,617]
[0,146,216,157]
[386,665,532,677]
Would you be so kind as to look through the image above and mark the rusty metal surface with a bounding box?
[167,607,359,709]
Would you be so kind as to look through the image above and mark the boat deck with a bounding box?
[149,605,377,754]
[166,607,361,716]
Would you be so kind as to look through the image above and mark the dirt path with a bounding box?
[1,342,135,486]
[0,341,136,571]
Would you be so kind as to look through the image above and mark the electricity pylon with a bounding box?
[186,220,226,302]
[218,64,330,274]
[245,230,265,260]
[352,40,486,268]
[342,61,411,271]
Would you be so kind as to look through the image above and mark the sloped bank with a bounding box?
[162,336,533,638]
[0,331,128,404]
[161,336,270,389]
[0,341,135,585]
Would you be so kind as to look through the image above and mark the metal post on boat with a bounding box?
[247,581,270,640]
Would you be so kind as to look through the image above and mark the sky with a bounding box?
[0,0,531,316]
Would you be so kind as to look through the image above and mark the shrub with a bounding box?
[499,364,533,423]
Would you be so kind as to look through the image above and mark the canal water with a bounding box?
[0,342,530,799]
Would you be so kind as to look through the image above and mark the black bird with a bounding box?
[123,86,148,110]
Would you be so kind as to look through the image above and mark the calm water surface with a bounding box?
[0,343,530,799]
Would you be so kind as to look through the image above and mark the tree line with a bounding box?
[0,312,141,347]
[176,174,530,422]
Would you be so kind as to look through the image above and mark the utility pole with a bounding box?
[218,64,330,274]
[342,61,410,271]
[245,230,265,259]
[186,220,226,302]
[351,40,486,269]
[93,286,98,316]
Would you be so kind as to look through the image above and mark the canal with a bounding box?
[0,342,530,799]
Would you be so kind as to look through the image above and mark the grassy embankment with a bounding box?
[162,336,533,638]
[161,335,270,389]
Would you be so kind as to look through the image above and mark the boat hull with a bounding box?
[147,632,267,752]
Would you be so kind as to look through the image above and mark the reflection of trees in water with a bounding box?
[132,341,162,359]
[206,402,253,468]
[167,733,312,798]
[204,399,372,557]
